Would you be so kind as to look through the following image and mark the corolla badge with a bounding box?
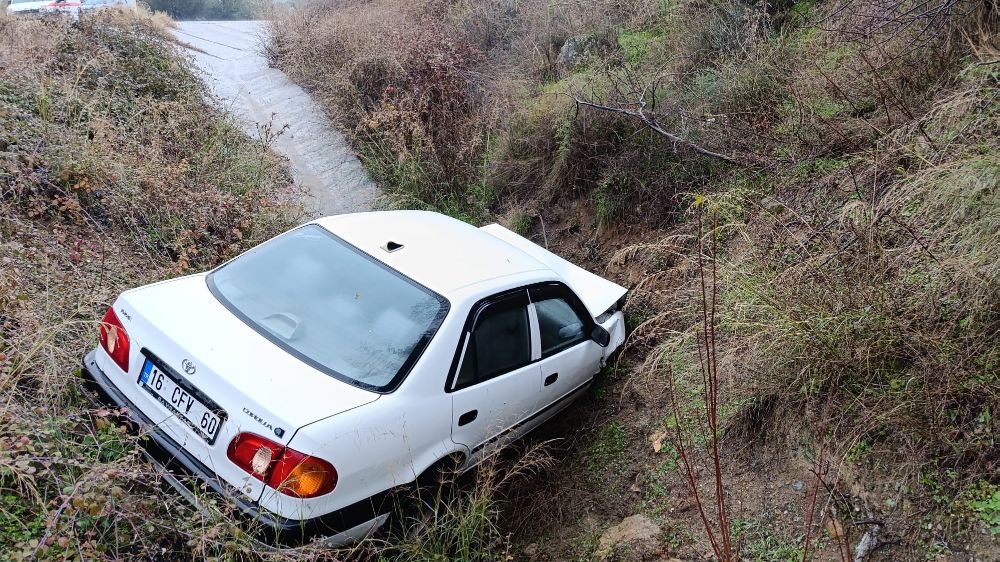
[243,407,285,438]
[181,359,196,375]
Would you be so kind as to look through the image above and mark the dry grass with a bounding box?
[0,9,299,559]
[267,0,671,220]
[723,44,999,469]
[135,4,176,31]
[611,17,998,556]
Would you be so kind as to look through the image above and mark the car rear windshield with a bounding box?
[207,225,449,392]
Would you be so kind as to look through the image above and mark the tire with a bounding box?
[384,454,465,539]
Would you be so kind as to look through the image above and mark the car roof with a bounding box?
[313,211,551,295]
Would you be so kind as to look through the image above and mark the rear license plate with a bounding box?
[138,358,226,444]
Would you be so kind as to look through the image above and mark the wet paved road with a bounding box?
[173,20,376,217]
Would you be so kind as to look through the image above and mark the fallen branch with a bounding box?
[571,97,742,165]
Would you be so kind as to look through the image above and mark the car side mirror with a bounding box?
[591,325,611,347]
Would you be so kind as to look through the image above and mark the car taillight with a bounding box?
[227,433,283,480]
[99,307,130,373]
[270,448,338,498]
[227,433,337,499]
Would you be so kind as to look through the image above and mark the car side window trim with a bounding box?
[450,333,471,392]
[526,282,593,320]
[526,303,541,361]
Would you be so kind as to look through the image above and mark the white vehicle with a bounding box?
[5,0,134,16]
[83,211,627,545]
[5,0,58,15]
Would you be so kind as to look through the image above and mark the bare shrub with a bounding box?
[269,0,493,211]
[454,0,524,56]
[726,50,999,480]
[683,0,772,68]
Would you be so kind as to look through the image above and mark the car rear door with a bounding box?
[449,290,541,460]
[530,283,603,420]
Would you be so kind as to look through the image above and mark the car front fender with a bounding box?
[599,310,626,364]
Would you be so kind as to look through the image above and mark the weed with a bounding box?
[594,173,633,226]
[583,421,627,480]
[385,443,552,562]
[732,518,804,562]
[618,29,661,65]
[0,493,45,552]
[572,530,602,562]
[642,456,680,517]
[508,212,534,236]
[806,96,846,119]
[967,482,1000,535]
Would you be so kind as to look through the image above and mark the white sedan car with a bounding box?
[5,0,59,15]
[83,211,626,544]
[5,0,134,16]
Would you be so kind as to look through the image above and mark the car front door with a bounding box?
[530,283,603,421]
[449,290,541,461]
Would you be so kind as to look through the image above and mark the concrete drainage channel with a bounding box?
[172,20,377,218]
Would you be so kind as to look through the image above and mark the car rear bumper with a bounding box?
[80,350,388,546]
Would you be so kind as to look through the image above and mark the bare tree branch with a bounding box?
[570,96,743,165]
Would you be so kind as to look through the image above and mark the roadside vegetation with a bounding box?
[0,9,298,559]
[269,0,999,559]
[0,0,995,560]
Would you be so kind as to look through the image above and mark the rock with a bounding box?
[761,196,786,214]
[791,480,804,492]
[853,524,881,562]
[650,431,668,453]
[557,36,583,71]
[597,514,661,561]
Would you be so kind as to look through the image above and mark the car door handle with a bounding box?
[544,372,559,386]
[458,410,478,426]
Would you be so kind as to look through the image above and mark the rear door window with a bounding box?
[454,292,531,389]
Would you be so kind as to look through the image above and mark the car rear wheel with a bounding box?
[383,454,466,540]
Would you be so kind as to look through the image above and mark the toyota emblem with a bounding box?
[181,359,196,375]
